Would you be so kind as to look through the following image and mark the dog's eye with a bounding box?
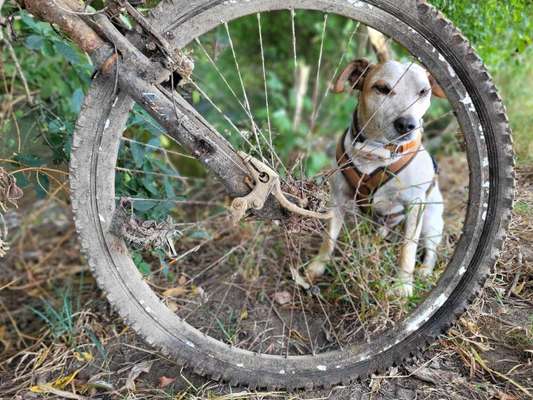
[373,84,392,95]
[419,88,431,97]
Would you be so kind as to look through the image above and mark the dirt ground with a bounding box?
[0,166,531,400]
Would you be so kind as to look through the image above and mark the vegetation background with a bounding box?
[0,1,531,399]
[1,0,532,200]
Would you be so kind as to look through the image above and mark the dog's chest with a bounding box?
[371,183,405,216]
[347,147,435,217]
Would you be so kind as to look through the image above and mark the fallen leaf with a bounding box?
[74,351,93,362]
[53,369,80,389]
[125,360,153,391]
[31,369,81,393]
[30,385,88,400]
[167,300,179,312]
[193,286,208,302]
[0,325,11,352]
[163,286,187,297]
[272,291,292,305]
[496,392,517,400]
[158,376,176,388]
[178,275,187,285]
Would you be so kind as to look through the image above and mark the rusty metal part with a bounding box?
[230,153,333,224]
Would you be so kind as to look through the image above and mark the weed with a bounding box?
[31,289,77,344]
[514,200,532,216]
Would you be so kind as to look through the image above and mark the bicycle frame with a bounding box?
[17,0,288,219]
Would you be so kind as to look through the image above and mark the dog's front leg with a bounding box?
[395,202,424,297]
[306,204,346,281]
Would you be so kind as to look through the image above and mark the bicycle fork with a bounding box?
[16,0,332,223]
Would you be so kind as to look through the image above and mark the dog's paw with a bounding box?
[390,277,414,298]
[418,264,434,278]
[306,259,327,281]
[377,225,391,239]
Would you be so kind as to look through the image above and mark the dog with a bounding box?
[305,59,446,297]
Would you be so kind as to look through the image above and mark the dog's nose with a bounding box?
[393,116,418,135]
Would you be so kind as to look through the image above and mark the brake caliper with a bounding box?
[230,152,333,224]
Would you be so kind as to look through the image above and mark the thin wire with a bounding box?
[223,21,265,162]
[290,8,298,72]
[257,13,274,167]
[120,137,196,159]
[193,39,288,175]
[310,14,329,125]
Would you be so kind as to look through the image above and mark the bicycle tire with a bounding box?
[70,0,514,390]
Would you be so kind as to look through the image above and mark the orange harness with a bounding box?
[336,128,422,211]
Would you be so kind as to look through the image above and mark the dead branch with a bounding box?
[15,0,105,55]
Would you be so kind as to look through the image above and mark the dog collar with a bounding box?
[337,129,423,210]
[349,112,422,157]
[385,133,422,157]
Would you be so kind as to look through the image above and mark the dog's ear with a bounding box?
[428,74,446,98]
[333,59,374,93]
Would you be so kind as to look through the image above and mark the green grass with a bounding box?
[514,200,532,216]
[31,290,77,344]
[494,47,533,164]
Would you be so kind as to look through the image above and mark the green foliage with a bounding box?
[429,0,532,69]
[1,6,92,198]
[31,289,77,343]
[428,0,532,163]
[1,0,531,211]
[1,9,92,162]
[514,199,532,216]
[494,46,533,163]
[116,106,190,219]
[190,13,363,170]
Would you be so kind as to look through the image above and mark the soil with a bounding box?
[0,165,530,400]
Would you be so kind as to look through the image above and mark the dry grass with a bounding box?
[0,167,531,399]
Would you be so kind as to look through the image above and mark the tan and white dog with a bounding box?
[306,59,446,297]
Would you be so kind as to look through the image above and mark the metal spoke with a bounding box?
[187,243,244,284]
[115,166,201,182]
[187,79,259,151]
[296,285,315,355]
[310,21,362,128]
[120,137,196,159]
[257,13,274,166]
[115,196,222,207]
[193,39,289,175]
[309,13,328,130]
[313,290,344,351]
[290,8,298,72]
[223,21,265,162]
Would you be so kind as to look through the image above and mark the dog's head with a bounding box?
[334,59,445,143]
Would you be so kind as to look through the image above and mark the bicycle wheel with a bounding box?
[70,0,514,389]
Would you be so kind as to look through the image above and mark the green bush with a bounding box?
[1,0,531,200]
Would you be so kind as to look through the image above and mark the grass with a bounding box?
[0,165,530,399]
[31,291,77,344]
[0,5,530,396]
[514,199,532,216]
[494,47,533,165]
